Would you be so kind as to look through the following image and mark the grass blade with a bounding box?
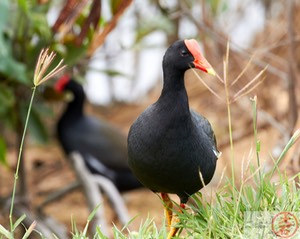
[0,224,13,239]
[270,128,300,177]
[22,221,36,239]
[12,214,26,231]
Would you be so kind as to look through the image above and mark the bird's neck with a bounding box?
[159,69,190,114]
[62,93,85,119]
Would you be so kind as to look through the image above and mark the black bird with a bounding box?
[55,75,143,192]
[127,39,220,238]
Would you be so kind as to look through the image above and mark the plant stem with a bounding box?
[226,100,235,184]
[223,42,237,235]
[9,85,36,232]
[251,96,262,180]
[270,128,300,178]
[224,42,235,188]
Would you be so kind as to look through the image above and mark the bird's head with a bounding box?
[55,74,83,94]
[163,39,215,76]
[55,74,85,102]
[55,74,71,92]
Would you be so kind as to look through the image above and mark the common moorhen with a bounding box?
[127,39,220,238]
[55,75,143,192]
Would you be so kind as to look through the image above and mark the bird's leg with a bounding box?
[166,203,186,239]
[161,193,173,229]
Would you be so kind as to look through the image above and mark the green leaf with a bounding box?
[0,86,17,130]
[0,0,9,31]
[20,103,49,143]
[31,12,51,39]
[0,86,15,115]
[87,67,129,78]
[110,0,122,14]
[256,140,261,152]
[0,137,7,166]
[28,106,49,143]
[0,0,9,56]
[0,55,29,84]
[135,16,174,43]
[62,42,88,66]
[17,0,29,14]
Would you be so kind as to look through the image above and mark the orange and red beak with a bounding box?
[184,39,215,76]
[55,74,71,92]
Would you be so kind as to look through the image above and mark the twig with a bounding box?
[69,152,107,235]
[191,68,224,101]
[52,0,89,35]
[180,0,287,80]
[230,55,255,87]
[70,152,130,228]
[232,66,267,102]
[13,204,68,238]
[93,175,130,226]
[37,181,80,213]
[254,35,300,55]
[87,0,133,56]
[232,79,264,103]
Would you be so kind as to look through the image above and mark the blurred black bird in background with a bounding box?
[55,75,143,192]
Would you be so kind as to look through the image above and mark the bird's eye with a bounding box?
[180,49,189,57]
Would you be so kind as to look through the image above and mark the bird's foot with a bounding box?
[166,215,180,239]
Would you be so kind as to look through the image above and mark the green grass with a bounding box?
[176,170,300,238]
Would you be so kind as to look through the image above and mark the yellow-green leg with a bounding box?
[161,193,173,229]
[167,216,181,239]
[161,193,186,239]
